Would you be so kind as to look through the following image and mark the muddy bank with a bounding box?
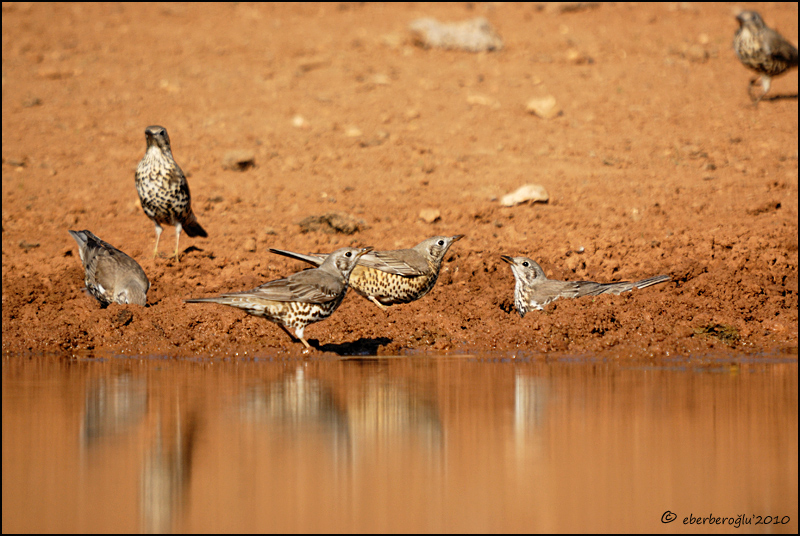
[2,3,797,358]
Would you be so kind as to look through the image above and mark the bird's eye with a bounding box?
[345,252,352,257]
[438,240,445,246]
[522,262,529,267]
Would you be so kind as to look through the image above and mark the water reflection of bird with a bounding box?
[81,375,148,446]
[240,366,442,455]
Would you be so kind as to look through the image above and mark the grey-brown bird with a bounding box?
[135,125,207,261]
[269,235,464,311]
[68,230,150,307]
[733,10,798,103]
[501,256,670,317]
[185,246,372,349]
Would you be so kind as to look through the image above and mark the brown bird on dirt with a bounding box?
[135,125,207,261]
[269,235,464,311]
[185,246,372,349]
[733,10,798,103]
[501,255,670,317]
[68,230,150,307]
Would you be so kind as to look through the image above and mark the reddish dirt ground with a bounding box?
[2,3,797,358]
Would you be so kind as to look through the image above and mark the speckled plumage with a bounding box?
[68,230,150,307]
[733,11,798,103]
[135,125,207,261]
[501,255,670,317]
[269,235,464,311]
[185,246,371,349]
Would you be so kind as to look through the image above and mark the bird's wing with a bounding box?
[551,280,584,299]
[572,280,626,296]
[765,29,799,64]
[361,250,427,276]
[94,245,150,295]
[231,270,342,303]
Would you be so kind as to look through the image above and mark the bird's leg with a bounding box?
[279,324,312,350]
[173,223,183,262]
[153,222,163,259]
[747,77,759,102]
[294,326,312,350]
[748,75,770,104]
[368,296,389,312]
[757,75,772,103]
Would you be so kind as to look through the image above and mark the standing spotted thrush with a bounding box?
[269,235,464,311]
[185,246,372,349]
[135,125,207,261]
[501,256,670,317]
[733,11,798,103]
[68,230,150,307]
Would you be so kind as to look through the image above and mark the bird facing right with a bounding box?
[135,125,207,261]
[733,10,798,103]
[501,256,670,317]
[269,235,464,311]
[185,246,372,349]
[68,230,150,307]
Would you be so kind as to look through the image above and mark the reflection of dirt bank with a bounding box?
[2,3,797,358]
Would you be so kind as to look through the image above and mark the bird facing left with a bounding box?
[68,230,150,307]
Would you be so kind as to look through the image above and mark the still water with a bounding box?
[3,353,797,533]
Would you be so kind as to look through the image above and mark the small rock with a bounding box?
[404,108,420,121]
[291,115,307,128]
[359,131,389,148]
[746,200,781,216]
[19,241,40,251]
[38,67,73,80]
[259,228,278,243]
[221,150,256,171]
[5,156,27,167]
[564,254,585,273]
[282,156,301,172]
[686,44,708,63]
[500,184,549,207]
[467,94,500,109]
[545,2,600,14]
[526,96,561,119]
[299,212,367,235]
[111,309,134,328]
[296,57,330,73]
[409,17,503,52]
[419,208,441,223]
[243,237,257,253]
[566,48,593,64]
[345,126,362,137]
